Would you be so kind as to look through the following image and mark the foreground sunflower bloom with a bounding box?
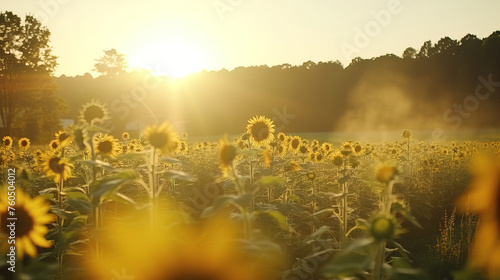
[143,122,179,155]
[456,157,500,277]
[86,213,279,280]
[246,115,275,147]
[0,188,55,259]
[41,153,74,183]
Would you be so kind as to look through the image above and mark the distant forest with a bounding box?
[57,31,500,137]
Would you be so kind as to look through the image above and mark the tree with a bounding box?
[0,11,64,140]
[402,47,417,59]
[93,48,128,77]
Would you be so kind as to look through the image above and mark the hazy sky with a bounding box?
[3,0,499,77]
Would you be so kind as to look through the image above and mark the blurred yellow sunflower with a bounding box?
[18,137,30,150]
[79,99,110,126]
[121,132,130,140]
[41,153,74,183]
[246,115,275,146]
[143,122,179,155]
[95,134,121,157]
[87,213,279,280]
[402,129,412,140]
[219,135,237,176]
[376,164,398,183]
[55,130,73,148]
[2,136,13,150]
[0,187,55,259]
[456,157,500,277]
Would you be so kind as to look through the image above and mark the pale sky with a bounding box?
[2,0,499,77]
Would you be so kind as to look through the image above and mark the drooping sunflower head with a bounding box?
[94,134,121,157]
[219,135,238,176]
[370,216,398,241]
[18,137,30,150]
[79,99,110,126]
[55,130,74,148]
[72,124,88,150]
[0,187,55,259]
[2,136,13,150]
[375,164,398,184]
[246,115,275,147]
[41,153,74,183]
[143,122,180,155]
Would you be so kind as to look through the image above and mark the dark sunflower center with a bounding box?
[299,145,308,154]
[51,142,59,150]
[4,139,11,146]
[98,141,113,154]
[149,133,169,148]
[355,145,362,153]
[291,139,300,149]
[84,105,105,123]
[1,206,34,237]
[250,122,269,142]
[21,140,28,147]
[49,157,65,174]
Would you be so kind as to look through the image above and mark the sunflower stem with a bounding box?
[57,176,64,280]
[231,162,252,240]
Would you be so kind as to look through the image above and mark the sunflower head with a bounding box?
[332,154,344,167]
[219,135,238,176]
[376,164,398,183]
[18,137,30,150]
[2,136,13,150]
[122,132,130,140]
[73,125,88,150]
[143,122,180,155]
[370,216,397,241]
[246,115,275,147]
[0,187,55,259]
[49,139,60,152]
[55,130,74,148]
[95,134,121,157]
[79,100,110,126]
[306,171,316,181]
[402,129,412,140]
[41,153,74,183]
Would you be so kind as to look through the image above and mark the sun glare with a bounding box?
[129,37,209,78]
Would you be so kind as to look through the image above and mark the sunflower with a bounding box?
[143,122,179,155]
[41,153,74,183]
[73,124,88,150]
[0,187,55,259]
[55,130,73,148]
[18,137,30,150]
[246,115,275,147]
[332,153,344,167]
[456,157,500,277]
[277,132,287,142]
[79,99,110,126]
[2,136,13,150]
[95,134,121,157]
[87,213,279,280]
[219,135,237,176]
[122,132,130,140]
[402,129,412,140]
[49,139,60,152]
[376,164,398,183]
[289,136,301,152]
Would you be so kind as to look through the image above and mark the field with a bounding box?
[1,108,498,280]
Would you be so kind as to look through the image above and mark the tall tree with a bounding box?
[0,11,62,139]
[93,48,128,78]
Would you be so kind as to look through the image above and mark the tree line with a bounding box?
[1,10,500,142]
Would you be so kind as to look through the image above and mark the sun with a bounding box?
[128,37,209,78]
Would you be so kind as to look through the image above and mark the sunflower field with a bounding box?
[0,101,499,280]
